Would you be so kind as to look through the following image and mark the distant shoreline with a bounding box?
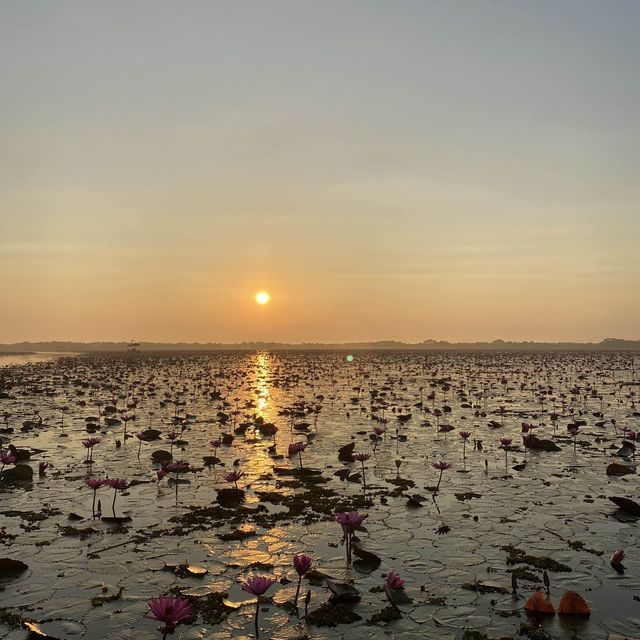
[0,351,35,356]
[0,339,639,352]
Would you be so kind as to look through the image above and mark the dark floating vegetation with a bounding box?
[0,349,639,639]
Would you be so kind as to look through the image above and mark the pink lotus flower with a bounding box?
[293,554,312,608]
[334,511,368,528]
[242,576,275,639]
[459,430,472,459]
[82,437,101,463]
[166,461,189,503]
[0,451,16,472]
[335,511,368,564]
[166,431,179,455]
[105,478,128,519]
[372,426,385,451]
[500,438,514,470]
[156,468,167,483]
[242,575,275,596]
[223,469,245,489]
[85,478,105,516]
[105,478,128,490]
[210,439,222,448]
[288,442,308,454]
[386,570,405,590]
[293,553,312,576]
[119,414,134,440]
[147,594,192,639]
[432,461,451,494]
[166,461,189,473]
[136,432,149,459]
[353,452,371,488]
[611,549,625,566]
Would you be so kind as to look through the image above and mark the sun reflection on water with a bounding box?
[254,352,271,418]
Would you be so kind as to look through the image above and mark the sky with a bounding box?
[1,1,639,344]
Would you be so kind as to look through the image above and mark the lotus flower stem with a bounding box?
[294,575,302,609]
[435,469,443,492]
[254,596,260,639]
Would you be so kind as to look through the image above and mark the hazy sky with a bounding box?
[1,1,639,343]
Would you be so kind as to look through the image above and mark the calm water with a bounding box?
[1,351,639,639]
[0,352,77,368]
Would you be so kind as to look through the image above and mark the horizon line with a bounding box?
[2,337,640,352]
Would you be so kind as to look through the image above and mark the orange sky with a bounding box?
[1,2,639,343]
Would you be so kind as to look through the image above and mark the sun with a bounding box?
[255,291,270,305]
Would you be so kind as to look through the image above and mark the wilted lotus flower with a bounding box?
[288,442,308,469]
[386,570,405,590]
[146,593,192,639]
[38,461,52,477]
[611,549,625,567]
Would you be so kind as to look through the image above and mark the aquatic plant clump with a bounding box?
[0,350,637,638]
